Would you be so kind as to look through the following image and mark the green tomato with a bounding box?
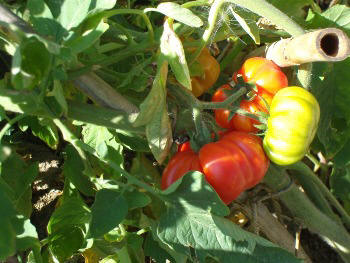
[263,86,320,165]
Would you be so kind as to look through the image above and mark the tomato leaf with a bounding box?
[144,233,176,262]
[19,116,60,150]
[311,60,350,158]
[90,189,128,238]
[330,167,350,203]
[65,19,109,54]
[228,6,260,44]
[145,2,203,28]
[27,0,67,41]
[47,197,90,261]
[306,5,350,35]
[123,190,151,210]
[160,20,192,90]
[133,61,168,127]
[82,123,124,175]
[157,171,301,262]
[11,37,51,90]
[57,0,116,31]
[1,152,38,217]
[63,145,96,197]
[145,102,173,164]
[267,0,314,22]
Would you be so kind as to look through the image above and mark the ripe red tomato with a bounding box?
[212,57,288,132]
[161,131,269,204]
[161,149,202,190]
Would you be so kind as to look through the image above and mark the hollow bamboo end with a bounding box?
[316,28,350,61]
[266,28,350,67]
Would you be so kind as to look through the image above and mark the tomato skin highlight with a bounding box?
[212,57,288,132]
[190,47,220,97]
[263,86,320,165]
[162,132,269,204]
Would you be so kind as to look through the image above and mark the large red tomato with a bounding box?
[212,57,288,132]
[161,131,269,204]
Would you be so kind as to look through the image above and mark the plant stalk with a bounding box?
[264,164,350,261]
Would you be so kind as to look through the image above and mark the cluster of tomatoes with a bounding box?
[162,55,320,205]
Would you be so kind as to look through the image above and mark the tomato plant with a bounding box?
[162,131,269,204]
[263,86,320,165]
[2,0,350,262]
[212,57,288,132]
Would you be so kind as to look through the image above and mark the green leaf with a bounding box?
[47,196,90,261]
[145,2,203,27]
[146,102,173,164]
[160,20,192,90]
[133,61,172,163]
[47,197,91,235]
[11,37,51,90]
[306,5,350,35]
[144,233,175,262]
[116,132,150,152]
[13,216,41,259]
[82,123,124,174]
[50,226,85,261]
[133,61,168,127]
[1,152,38,216]
[48,80,68,116]
[19,116,59,150]
[0,216,15,261]
[157,172,300,262]
[267,0,313,21]
[123,189,151,210]
[90,189,128,238]
[330,166,350,203]
[66,19,109,54]
[130,153,161,185]
[63,145,95,197]
[117,57,153,92]
[311,60,350,158]
[228,7,260,44]
[57,0,116,31]
[27,0,67,41]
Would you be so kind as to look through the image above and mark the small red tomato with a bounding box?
[212,57,288,132]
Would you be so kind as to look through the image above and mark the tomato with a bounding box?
[263,86,320,165]
[190,47,220,97]
[161,149,202,190]
[212,57,288,132]
[162,131,269,204]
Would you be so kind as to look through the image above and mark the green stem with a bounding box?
[53,119,94,176]
[219,39,245,71]
[0,113,26,142]
[189,0,226,65]
[104,9,154,45]
[200,87,247,110]
[181,0,211,8]
[264,164,350,261]
[306,152,321,172]
[288,162,350,228]
[79,39,152,68]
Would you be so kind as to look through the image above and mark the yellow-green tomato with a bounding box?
[263,86,320,165]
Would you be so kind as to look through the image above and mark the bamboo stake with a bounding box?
[266,28,350,67]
